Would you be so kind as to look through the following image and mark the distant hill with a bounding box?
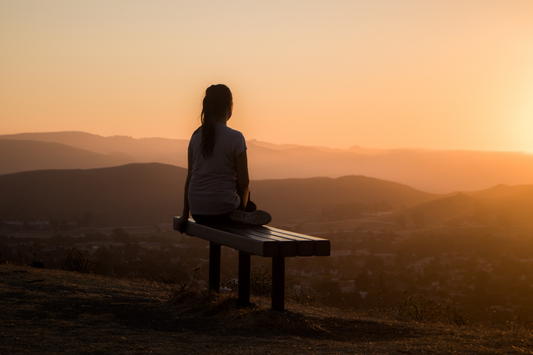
[251,175,440,223]
[0,132,188,169]
[0,139,137,175]
[0,164,442,227]
[472,186,533,226]
[3,131,533,193]
[0,163,186,227]
[382,193,478,227]
[379,184,533,228]
[466,184,533,200]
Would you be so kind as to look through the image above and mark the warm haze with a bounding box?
[1,0,533,152]
[5,132,533,193]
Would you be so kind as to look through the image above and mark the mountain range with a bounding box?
[0,163,442,227]
[3,131,533,193]
[2,131,533,229]
[1,162,532,229]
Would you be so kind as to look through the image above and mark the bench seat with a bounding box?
[179,218,330,257]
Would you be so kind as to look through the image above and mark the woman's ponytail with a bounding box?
[200,84,233,159]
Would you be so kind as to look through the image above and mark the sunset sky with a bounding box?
[1,0,533,151]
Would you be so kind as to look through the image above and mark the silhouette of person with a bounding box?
[175,84,271,233]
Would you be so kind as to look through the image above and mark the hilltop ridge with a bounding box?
[1,263,529,354]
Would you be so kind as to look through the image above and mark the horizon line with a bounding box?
[1,130,532,155]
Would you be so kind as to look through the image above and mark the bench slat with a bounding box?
[182,220,280,257]
[261,225,329,241]
[208,224,298,257]
[233,226,315,256]
[259,226,331,256]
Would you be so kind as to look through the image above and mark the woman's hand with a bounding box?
[235,150,250,210]
[175,152,193,234]
[174,215,189,234]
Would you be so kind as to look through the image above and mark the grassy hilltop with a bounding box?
[1,263,531,355]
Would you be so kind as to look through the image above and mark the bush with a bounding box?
[62,248,95,273]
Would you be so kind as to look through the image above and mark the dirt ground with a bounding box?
[1,264,531,354]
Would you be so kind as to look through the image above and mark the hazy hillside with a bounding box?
[0,163,185,227]
[248,144,533,194]
[379,184,533,228]
[0,163,442,227]
[3,131,533,193]
[251,175,440,223]
[0,132,188,169]
[466,184,533,200]
[381,193,478,227]
[0,139,136,175]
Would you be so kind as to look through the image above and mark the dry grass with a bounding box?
[1,263,532,354]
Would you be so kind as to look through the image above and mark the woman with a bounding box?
[174,84,271,233]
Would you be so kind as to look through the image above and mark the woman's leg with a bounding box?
[237,188,257,212]
[237,187,250,211]
[192,190,259,226]
[245,200,257,212]
[230,190,271,226]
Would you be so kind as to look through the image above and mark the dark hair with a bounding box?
[200,84,233,159]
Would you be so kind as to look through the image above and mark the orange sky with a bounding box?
[1,0,533,151]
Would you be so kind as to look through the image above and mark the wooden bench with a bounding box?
[173,217,330,311]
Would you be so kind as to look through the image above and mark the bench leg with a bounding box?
[272,256,285,312]
[209,242,221,292]
[238,251,251,306]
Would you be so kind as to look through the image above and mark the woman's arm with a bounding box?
[175,151,193,233]
[235,149,250,210]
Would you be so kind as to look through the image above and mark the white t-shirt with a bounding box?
[187,123,247,215]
